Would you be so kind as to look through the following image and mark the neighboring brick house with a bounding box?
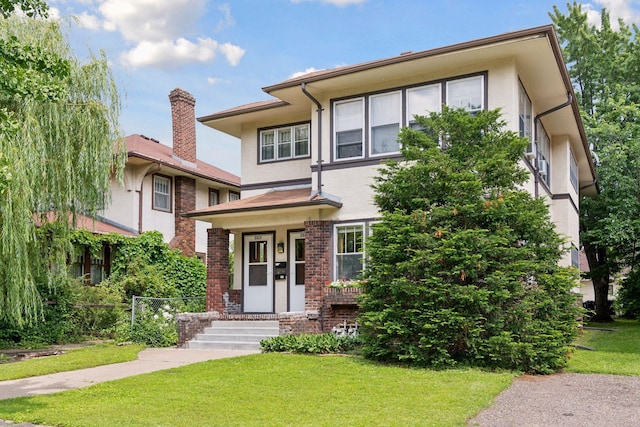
[74,89,240,284]
[185,26,597,333]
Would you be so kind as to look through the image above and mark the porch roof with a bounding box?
[183,188,342,223]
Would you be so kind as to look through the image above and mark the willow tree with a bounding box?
[0,12,125,325]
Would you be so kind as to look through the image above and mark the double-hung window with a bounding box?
[153,175,171,212]
[209,189,219,206]
[407,83,441,129]
[259,123,310,162]
[229,191,240,202]
[334,98,364,160]
[370,92,401,156]
[335,224,364,280]
[446,75,484,114]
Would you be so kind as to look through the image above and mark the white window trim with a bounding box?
[333,222,366,281]
[445,75,485,113]
[152,174,172,212]
[369,91,402,158]
[406,83,442,128]
[333,97,365,161]
[259,123,310,163]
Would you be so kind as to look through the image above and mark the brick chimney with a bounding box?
[169,88,197,164]
[168,88,196,257]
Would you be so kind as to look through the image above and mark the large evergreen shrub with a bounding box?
[359,107,581,373]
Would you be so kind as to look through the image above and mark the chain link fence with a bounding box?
[130,296,205,329]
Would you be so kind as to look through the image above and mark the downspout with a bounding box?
[533,92,573,198]
[301,82,324,197]
[301,82,325,332]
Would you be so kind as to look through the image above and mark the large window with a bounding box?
[446,75,484,114]
[335,98,364,160]
[335,224,364,280]
[71,245,110,285]
[332,73,486,161]
[259,123,310,162]
[153,175,171,212]
[519,82,534,157]
[407,83,441,129]
[370,91,401,156]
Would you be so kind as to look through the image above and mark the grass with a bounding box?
[566,319,640,376]
[0,353,516,427]
[0,343,144,381]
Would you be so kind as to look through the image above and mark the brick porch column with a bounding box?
[207,227,230,313]
[304,220,332,312]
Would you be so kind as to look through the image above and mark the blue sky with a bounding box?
[49,0,640,176]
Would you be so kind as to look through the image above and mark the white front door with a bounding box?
[243,233,274,312]
[289,231,305,311]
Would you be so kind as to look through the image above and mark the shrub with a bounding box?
[121,304,177,347]
[360,108,581,374]
[260,333,361,354]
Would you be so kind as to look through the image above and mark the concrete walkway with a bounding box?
[0,347,259,400]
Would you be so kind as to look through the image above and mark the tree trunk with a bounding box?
[592,276,613,322]
[583,242,614,322]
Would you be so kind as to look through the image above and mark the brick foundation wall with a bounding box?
[322,287,361,331]
[207,228,230,313]
[176,311,220,347]
[223,290,242,314]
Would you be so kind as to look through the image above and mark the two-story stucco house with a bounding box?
[185,26,597,334]
[73,89,240,284]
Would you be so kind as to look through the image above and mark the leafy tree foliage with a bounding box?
[0,13,125,325]
[0,0,48,18]
[551,3,640,320]
[359,108,581,374]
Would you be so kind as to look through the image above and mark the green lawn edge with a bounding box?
[0,343,145,381]
[0,353,516,427]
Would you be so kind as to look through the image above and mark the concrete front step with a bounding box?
[187,320,280,351]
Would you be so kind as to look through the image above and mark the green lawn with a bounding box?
[566,319,640,376]
[0,353,515,427]
[0,343,144,381]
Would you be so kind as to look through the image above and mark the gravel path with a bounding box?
[469,373,640,426]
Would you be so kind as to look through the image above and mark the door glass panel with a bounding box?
[249,241,267,263]
[249,265,268,286]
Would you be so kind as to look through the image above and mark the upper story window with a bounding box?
[209,188,219,206]
[153,174,172,212]
[259,123,310,163]
[407,83,441,130]
[570,149,578,192]
[519,82,534,158]
[332,72,486,162]
[370,91,401,156]
[537,123,551,187]
[229,191,240,202]
[335,98,364,160]
[446,75,484,114]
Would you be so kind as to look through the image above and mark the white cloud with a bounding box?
[219,43,245,66]
[584,0,640,29]
[215,3,235,32]
[207,77,230,85]
[99,0,207,43]
[121,37,218,69]
[290,67,321,78]
[290,0,366,6]
[74,11,102,30]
